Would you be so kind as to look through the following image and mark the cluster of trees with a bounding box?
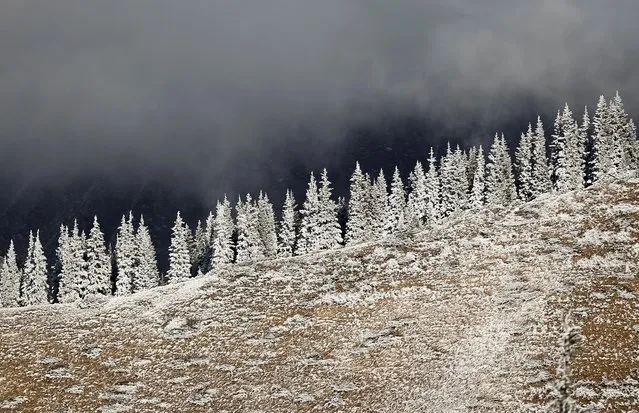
[0,92,636,308]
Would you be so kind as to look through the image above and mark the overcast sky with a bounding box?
[0,0,637,197]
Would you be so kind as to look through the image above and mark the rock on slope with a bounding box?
[1,178,639,412]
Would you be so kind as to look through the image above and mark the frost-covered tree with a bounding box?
[83,216,112,295]
[387,166,406,234]
[345,162,371,245]
[212,196,235,266]
[515,127,533,201]
[485,133,516,206]
[58,221,85,302]
[115,214,135,296]
[407,161,427,225]
[277,189,298,257]
[0,241,21,307]
[608,92,638,172]
[424,148,442,223]
[21,231,49,306]
[167,212,192,283]
[591,96,613,183]
[236,194,264,263]
[370,169,390,238]
[530,116,551,197]
[469,145,486,208]
[257,192,278,258]
[551,104,584,192]
[298,172,321,255]
[132,215,159,290]
[316,169,343,250]
[191,220,208,275]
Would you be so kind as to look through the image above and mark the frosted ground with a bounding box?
[1,178,639,412]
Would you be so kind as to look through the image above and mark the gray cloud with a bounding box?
[0,0,637,195]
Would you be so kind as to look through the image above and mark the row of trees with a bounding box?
[0,92,636,308]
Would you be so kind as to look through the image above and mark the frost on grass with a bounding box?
[1,179,639,411]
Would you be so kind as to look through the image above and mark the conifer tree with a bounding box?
[191,220,208,275]
[257,192,278,258]
[387,166,406,234]
[591,95,611,183]
[485,133,516,206]
[345,162,371,245]
[114,214,135,296]
[407,161,427,224]
[515,128,533,201]
[84,216,112,295]
[370,169,390,238]
[530,117,552,197]
[316,169,343,250]
[439,143,455,216]
[469,145,486,208]
[211,196,235,266]
[278,189,298,257]
[298,172,321,255]
[424,148,442,223]
[133,215,160,290]
[0,241,21,307]
[235,194,264,263]
[58,221,85,302]
[21,231,49,306]
[551,104,584,192]
[167,212,192,283]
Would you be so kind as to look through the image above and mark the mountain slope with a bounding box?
[1,177,639,412]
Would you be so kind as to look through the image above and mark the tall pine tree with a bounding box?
[21,231,49,306]
[277,189,298,257]
[0,241,21,307]
[167,212,192,283]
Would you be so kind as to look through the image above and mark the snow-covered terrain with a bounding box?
[1,177,639,412]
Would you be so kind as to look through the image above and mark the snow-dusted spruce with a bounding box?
[530,116,551,198]
[83,216,112,296]
[316,169,343,250]
[115,213,135,296]
[133,215,159,290]
[297,172,321,255]
[277,189,298,257]
[167,212,192,283]
[485,133,516,206]
[424,147,442,223]
[515,127,534,201]
[608,92,637,172]
[21,231,49,306]
[236,194,264,263]
[551,104,585,193]
[387,166,406,234]
[57,220,85,303]
[469,145,486,208]
[0,240,21,307]
[407,161,427,225]
[257,192,278,258]
[191,219,208,275]
[212,196,235,266]
[370,169,390,238]
[345,162,371,245]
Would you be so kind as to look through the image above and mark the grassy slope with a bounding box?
[1,177,638,412]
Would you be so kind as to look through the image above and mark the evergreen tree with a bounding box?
[345,162,371,245]
[591,95,611,183]
[530,116,552,197]
[84,216,112,295]
[439,143,456,216]
[485,133,516,206]
[133,215,160,291]
[387,166,406,234]
[277,189,298,257]
[551,104,584,192]
[298,172,321,255]
[235,194,264,263]
[58,220,85,302]
[114,214,135,296]
[191,220,208,275]
[316,169,343,250]
[167,212,192,283]
[257,192,278,258]
[469,145,486,208]
[515,127,533,201]
[407,161,427,224]
[0,241,21,307]
[608,92,637,171]
[21,231,49,306]
[370,169,390,238]
[424,148,442,223]
[211,196,235,266]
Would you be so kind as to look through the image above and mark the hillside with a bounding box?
[1,177,639,412]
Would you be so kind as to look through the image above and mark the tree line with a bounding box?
[0,92,636,308]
